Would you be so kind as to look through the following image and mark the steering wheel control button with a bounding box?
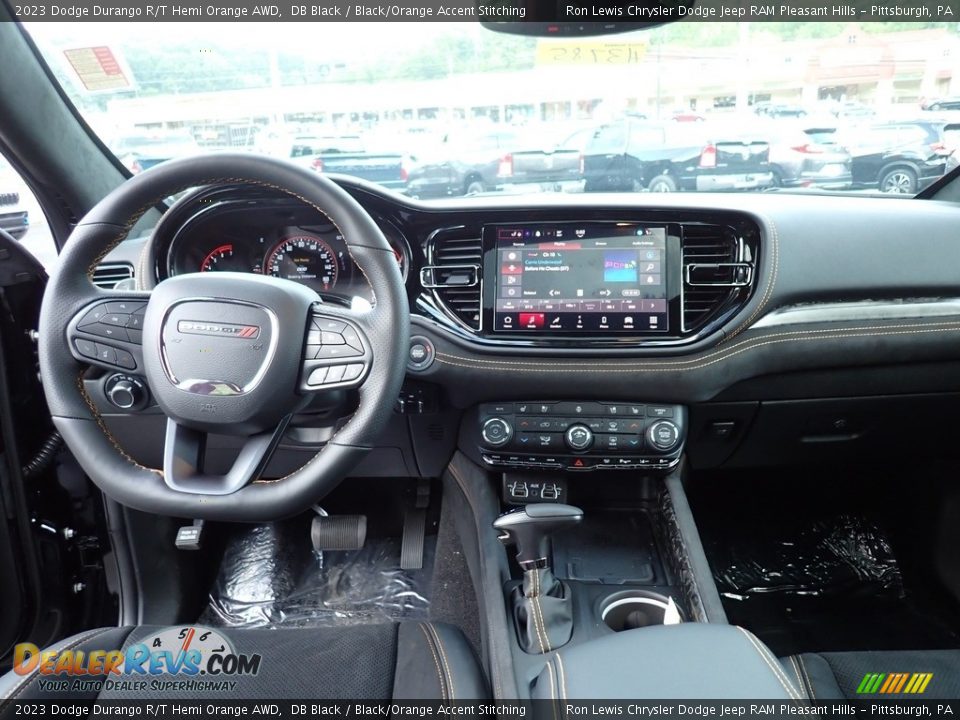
[114,348,136,370]
[648,420,681,451]
[81,323,129,341]
[101,312,130,327]
[316,344,362,359]
[482,417,513,447]
[325,365,347,383]
[312,318,346,333]
[307,367,329,385]
[74,338,98,359]
[321,331,346,345]
[95,344,117,364]
[79,305,109,326]
[407,336,435,372]
[342,364,364,381]
[105,301,145,314]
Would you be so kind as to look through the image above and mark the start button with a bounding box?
[408,335,435,372]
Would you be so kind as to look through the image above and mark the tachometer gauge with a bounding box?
[265,235,339,290]
[200,244,239,272]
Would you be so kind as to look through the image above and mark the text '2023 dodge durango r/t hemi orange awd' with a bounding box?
[1,8,960,711]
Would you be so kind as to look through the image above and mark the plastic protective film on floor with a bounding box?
[201,523,432,628]
[711,513,904,600]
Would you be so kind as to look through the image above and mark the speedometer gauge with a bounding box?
[265,235,339,291]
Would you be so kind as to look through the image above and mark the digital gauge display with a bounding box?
[265,235,339,291]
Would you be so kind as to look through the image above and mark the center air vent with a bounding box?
[422,229,482,331]
[92,262,134,289]
[681,224,752,333]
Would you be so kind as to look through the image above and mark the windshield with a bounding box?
[23,21,960,197]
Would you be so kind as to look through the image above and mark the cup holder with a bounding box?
[600,591,682,632]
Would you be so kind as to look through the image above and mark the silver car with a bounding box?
[767,125,853,190]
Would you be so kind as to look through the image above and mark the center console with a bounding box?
[472,401,686,474]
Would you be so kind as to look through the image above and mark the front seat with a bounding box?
[0,622,487,702]
[782,650,960,699]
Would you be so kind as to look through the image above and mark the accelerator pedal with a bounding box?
[311,514,367,552]
[400,480,431,570]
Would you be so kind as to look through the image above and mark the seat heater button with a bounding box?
[307,367,329,385]
[325,365,347,383]
[342,364,364,381]
[313,318,346,333]
[115,348,136,370]
[74,338,98,358]
[94,344,117,364]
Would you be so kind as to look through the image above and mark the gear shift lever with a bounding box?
[493,503,583,654]
[493,503,583,569]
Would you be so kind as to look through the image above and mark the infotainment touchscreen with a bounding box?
[489,223,669,334]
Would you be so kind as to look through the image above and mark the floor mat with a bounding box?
[200,523,433,629]
[704,512,960,656]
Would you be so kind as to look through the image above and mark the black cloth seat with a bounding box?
[782,649,960,699]
[0,622,487,703]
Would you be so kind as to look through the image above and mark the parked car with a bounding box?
[762,124,853,190]
[497,126,591,194]
[0,159,28,239]
[753,103,808,119]
[837,120,956,194]
[110,130,201,174]
[405,128,522,198]
[921,97,960,112]
[581,118,774,193]
[259,132,410,191]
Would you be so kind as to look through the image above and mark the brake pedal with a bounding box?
[311,514,367,552]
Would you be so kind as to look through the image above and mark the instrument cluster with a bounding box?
[163,191,409,304]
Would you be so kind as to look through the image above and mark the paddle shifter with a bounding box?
[493,503,583,654]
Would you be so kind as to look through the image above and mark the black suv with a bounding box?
[581,118,773,193]
[840,120,958,194]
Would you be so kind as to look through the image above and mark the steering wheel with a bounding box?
[38,154,409,521]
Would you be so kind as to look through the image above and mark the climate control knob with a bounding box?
[481,417,513,448]
[647,420,681,452]
[564,424,594,451]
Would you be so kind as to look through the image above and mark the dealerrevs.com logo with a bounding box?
[13,626,262,693]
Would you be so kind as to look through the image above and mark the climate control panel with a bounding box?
[475,401,686,472]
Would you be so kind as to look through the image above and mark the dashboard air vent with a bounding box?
[423,230,482,331]
[92,262,134,289]
[681,224,744,332]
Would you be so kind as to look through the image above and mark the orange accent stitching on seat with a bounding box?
[418,623,447,701]
[426,624,456,702]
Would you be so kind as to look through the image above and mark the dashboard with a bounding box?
[95,176,960,475]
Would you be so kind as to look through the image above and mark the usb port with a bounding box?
[541,484,560,501]
[510,482,529,499]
